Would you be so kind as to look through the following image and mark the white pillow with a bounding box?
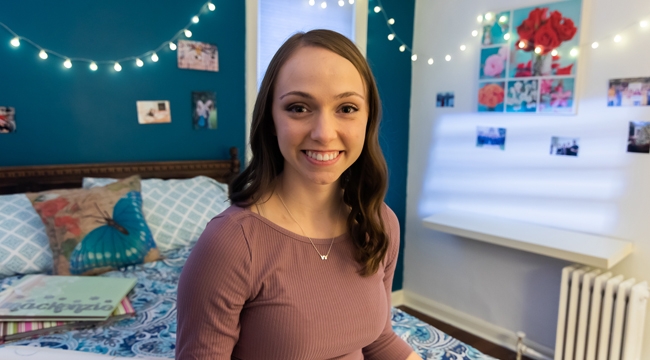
[0,194,53,277]
[83,176,230,251]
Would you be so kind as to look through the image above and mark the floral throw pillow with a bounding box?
[26,176,160,275]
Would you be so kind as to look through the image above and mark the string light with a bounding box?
[349,0,354,3]
[428,58,434,65]
[388,34,395,41]
[591,42,599,49]
[499,15,508,23]
[534,46,542,54]
[445,55,451,61]
[460,45,466,51]
[641,20,648,28]
[0,1,217,73]
[477,15,483,23]
[309,0,315,5]
[484,12,494,21]
[399,44,406,52]
[614,35,622,42]
[518,41,526,49]
[321,1,327,9]
[411,54,417,61]
[388,18,395,25]
[570,48,579,57]
[338,0,344,6]
[374,6,381,13]
[472,30,478,37]
[503,33,511,40]
[551,49,558,56]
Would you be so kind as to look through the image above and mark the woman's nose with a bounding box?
[311,112,337,144]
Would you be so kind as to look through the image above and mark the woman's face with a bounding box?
[272,46,368,187]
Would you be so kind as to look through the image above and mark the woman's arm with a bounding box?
[176,214,252,360]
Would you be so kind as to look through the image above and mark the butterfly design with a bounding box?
[69,191,156,274]
[195,100,213,128]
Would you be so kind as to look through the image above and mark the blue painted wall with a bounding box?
[367,0,415,291]
[0,0,245,166]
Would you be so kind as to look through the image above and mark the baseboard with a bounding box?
[402,290,555,360]
[391,290,405,306]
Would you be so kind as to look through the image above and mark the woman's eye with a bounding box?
[287,105,307,113]
[341,105,358,114]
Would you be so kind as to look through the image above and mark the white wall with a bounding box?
[406,0,650,355]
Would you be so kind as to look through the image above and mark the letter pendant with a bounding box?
[321,255,327,260]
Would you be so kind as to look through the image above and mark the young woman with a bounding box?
[176,29,421,360]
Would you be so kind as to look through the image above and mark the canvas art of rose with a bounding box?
[478,83,505,111]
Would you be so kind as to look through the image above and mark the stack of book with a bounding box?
[0,275,137,344]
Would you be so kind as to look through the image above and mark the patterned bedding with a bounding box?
[0,244,495,360]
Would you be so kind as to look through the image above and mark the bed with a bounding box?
[0,149,495,360]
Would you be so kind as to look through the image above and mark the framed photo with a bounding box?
[628,121,650,153]
[136,101,171,124]
[0,107,16,133]
[192,92,217,129]
[608,78,650,107]
[550,136,579,156]
[436,92,455,107]
[476,126,507,150]
[177,40,219,72]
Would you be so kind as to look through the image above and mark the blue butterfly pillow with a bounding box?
[26,175,161,275]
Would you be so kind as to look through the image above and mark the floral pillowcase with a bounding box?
[26,176,160,276]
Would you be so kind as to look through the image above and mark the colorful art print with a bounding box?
[480,46,508,79]
[192,92,217,129]
[477,1,582,114]
[628,121,650,153]
[481,11,510,46]
[0,107,16,133]
[136,101,171,124]
[436,92,455,107]
[478,82,505,112]
[539,78,574,113]
[608,77,650,107]
[476,126,506,150]
[506,80,538,112]
[177,40,219,72]
[550,136,579,156]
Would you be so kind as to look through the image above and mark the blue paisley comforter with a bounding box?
[0,245,495,360]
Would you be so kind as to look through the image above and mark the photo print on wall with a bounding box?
[478,0,582,114]
[628,121,650,154]
[436,92,455,107]
[136,101,171,124]
[0,107,16,133]
[608,78,650,107]
[550,136,579,156]
[476,126,506,150]
[192,92,217,130]
[177,40,219,72]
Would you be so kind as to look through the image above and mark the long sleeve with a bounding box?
[175,213,252,360]
[362,206,414,360]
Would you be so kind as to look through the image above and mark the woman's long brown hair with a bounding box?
[229,29,389,276]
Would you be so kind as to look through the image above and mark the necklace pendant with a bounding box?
[321,255,328,260]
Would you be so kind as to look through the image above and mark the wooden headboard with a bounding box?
[0,147,241,195]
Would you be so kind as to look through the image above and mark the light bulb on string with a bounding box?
[614,35,622,43]
[641,20,648,28]
[503,33,511,40]
[151,53,159,62]
[499,15,508,23]
[136,58,144,67]
[374,6,381,13]
[169,42,177,50]
[399,44,406,52]
[484,12,493,21]
[445,55,451,61]
[114,62,122,72]
[388,18,395,25]
[207,2,216,11]
[10,37,20,47]
[89,62,98,71]
[460,45,466,51]
[388,33,395,41]
[192,16,199,24]
[39,50,48,59]
[321,1,327,9]
[411,54,417,61]
[551,49,558,56]
[184,29,192,38]
[570,48,579,57]
[338,0,344,6]
[591,42,599,49]
[477,15,483,23]
[518,41,526,49]
[64,59,72,69]
[348,0,354,4]
[309,0,315,5]
[534,47,542,54]
[428,58,433,65]
[472,30,478,37]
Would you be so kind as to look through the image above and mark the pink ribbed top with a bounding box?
[175,204,412,360]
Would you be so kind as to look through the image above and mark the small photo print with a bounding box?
[192,91,217,129]
[539,78,575,113]
[608,77,650,107]
[136,101,171,124]
[480,46,508,80]
[550,136,579,156]
[478,81,505,112]
[178,40,219,72]
[628,121,650,154]
[0,106,16,133]
[436,92,455,107]
[506,79,538,112]
[481,11,511,46]
[476,126,506,150]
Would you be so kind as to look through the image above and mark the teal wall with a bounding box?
[0,0,245,166]
[367,0,415,291]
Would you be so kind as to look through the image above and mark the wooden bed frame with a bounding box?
[0,147,240,195]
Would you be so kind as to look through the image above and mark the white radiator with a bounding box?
[554,265,649,360]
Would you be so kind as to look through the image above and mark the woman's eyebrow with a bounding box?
[279,91,313,100]
[335,91,365,100]
[279,91,365,100]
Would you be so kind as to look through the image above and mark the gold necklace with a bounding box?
[276,192,340,260]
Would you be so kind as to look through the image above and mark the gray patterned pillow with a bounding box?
[83,176,230,251]
[0,194,53,277]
